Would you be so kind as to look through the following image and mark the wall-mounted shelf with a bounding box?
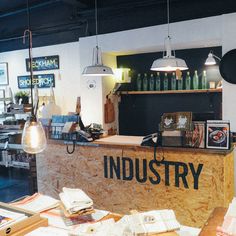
[120,88,222,95]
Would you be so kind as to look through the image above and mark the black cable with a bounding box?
[26,0,34,117]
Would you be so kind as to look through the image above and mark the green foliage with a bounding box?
[14,91,29,98]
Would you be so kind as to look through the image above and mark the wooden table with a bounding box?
[199,207,227,236]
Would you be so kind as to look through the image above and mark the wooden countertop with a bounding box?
[199,207,227,236]
[52,135,234,155]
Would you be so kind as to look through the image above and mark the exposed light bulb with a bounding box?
[21,120,47,154]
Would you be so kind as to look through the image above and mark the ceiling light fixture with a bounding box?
[205,51,221,66]
[21,0,47,154]
[82,0,113,76]
[151,0,188,72]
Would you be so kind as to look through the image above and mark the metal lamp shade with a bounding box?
[82,46,113,76]
[151,57,188,72]
[82,65,114,76]
[205,53,217,65]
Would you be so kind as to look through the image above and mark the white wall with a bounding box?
[0,41,80,115]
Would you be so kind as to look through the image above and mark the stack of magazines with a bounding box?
[59,187,94,216]
[0,208,27,228]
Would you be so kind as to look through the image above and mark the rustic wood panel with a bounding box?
[37,142,234,228]
[199,207,227,236]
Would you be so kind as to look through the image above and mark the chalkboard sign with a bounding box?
[26,55,59,71]
[18,74,55,89]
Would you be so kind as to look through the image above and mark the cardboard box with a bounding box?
[0,202,48,236]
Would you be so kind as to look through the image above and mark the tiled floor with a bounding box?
[0,166,30,203]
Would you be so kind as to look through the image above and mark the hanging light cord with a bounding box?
[23,0,34,118]
[95,0,98,47]
[94,0,100,65]
[167,0,170,38]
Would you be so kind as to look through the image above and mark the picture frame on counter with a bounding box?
[206,120,230,150]
[0,62,9,86]
[185,121,205,148]
[160,112,192,131]
[161,113,176,130]
[26,55,59,71]
[176,112,192,131]
[17,74,55,89]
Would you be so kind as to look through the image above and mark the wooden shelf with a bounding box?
[120,88,222,95]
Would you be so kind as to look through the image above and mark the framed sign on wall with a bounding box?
[26,55,59,71]
[17,74,55,89]
[0,63,9,85]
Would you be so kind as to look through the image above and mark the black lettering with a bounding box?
[135,158,147,183]
[162,161,171,186]
[149,160,161,185]
[189,163,203,190]
[109,156,121,179]
[122,157,133,181]
[175,162,189,188]
[104,156,108,178]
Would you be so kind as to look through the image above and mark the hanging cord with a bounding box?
[94,0,100,65]
[167,0,170,38]
[66,141,76,154]
[23,0,35,118]
[95,0,98,47]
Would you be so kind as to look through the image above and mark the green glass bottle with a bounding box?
[202,70,207,89]
[185,71,191,90]
[193,70,199,90]
[171,72,176,90]
[149,74,155,91]
[177,77,183,90]
[163,73,169,91]
[155,72,161,91]
[136,73,142,91]
[143,73,148,91]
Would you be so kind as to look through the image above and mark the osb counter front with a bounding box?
[37,135,235,228]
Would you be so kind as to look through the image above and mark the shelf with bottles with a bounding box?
[122,70,222,95]
[120,88,222,95]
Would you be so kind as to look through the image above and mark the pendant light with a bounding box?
[82,0,113,76]
[151,0,188,72]
[21,0,47,154]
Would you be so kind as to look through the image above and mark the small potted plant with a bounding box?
[14,91,29,104]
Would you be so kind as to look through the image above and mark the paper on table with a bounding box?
[41,208,109,230]
[69,219,115,236]
[11,193,60,213]
[25,226,69,236]
[59,188,93,214]
[115,209,180,235]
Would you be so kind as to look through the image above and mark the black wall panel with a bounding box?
[117,47,222,135]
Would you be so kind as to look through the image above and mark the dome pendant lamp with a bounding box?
[151,0,188,72]
[82,0,113,76]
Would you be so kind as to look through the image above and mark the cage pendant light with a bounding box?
[151,0,188,72]
[82,0,113,76]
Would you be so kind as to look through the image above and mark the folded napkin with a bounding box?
[59,187,93,214]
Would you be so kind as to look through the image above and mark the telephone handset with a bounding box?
[141,132,160,147]
[77,130,93,142]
